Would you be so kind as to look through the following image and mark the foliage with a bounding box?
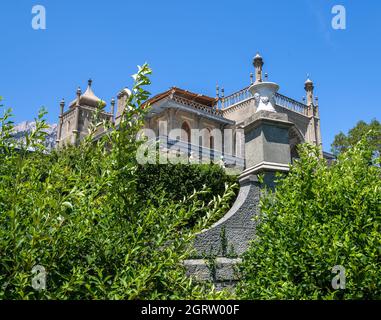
[237,141,381,299]
[331,119,381,156]
[0,66,236,299]
[136,163,238,227]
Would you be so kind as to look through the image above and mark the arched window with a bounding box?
[200,128,212,149]
[181,121,191,143]
[204,128,214,161]
[209,130,215,161]
[210,134,214,150]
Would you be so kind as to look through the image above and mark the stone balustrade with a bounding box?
[219,86,308,116]
[172,95,224,117]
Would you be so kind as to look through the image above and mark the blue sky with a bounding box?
[0,0,380,151]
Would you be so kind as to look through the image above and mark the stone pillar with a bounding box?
[110,98,115,124]
[314,97,323,156]
[304,78,323,155]
[253,52,264,84]
[115,88,130,126]
[72,87,81,145]
[56,98,65,146]
[240,110,293,182]
[304,77,314,107]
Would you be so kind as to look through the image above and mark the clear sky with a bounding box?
[0,0,380,152]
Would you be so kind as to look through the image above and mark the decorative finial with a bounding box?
[305,75,313,86]
[216,84,219,98]
[305,74,313,85]
[304,74,314,106]
[221,87,225,98]
[253,52,264,83]
[110,97,115,122]
[88,79,92,87]
[250,72,253,84]
[59,98,65,115]
[76,87,81,106]
[264,73,268,81]
[254,52,262,60]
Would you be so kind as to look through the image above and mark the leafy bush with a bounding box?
[137,163,238,226]
[237,141,381,299]
[0,65,236,299]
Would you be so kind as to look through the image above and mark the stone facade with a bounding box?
[56,55,323,164]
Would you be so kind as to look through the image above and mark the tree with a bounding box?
[0,65,236,299]
[237,141,381,299]
[331,119,381,156]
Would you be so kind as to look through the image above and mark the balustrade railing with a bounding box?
[274,93,308,115]
[156,136,245,167]
[172,95,224,117]
[218,86,251,109]
[218,86,308,115]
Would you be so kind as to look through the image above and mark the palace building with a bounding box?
[55,54,335,286]
[56,53,327,168]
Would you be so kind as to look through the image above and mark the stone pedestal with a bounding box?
[185,109,294,287]
[240,110,293,180]
[191,110,293,256]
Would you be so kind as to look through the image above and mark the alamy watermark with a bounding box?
[331,265,346,290]
[31,265,47,291]
[331,5,346,30]
[135,121,244,172]
[31,5,46,30]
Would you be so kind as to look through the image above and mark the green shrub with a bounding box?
[136,163,238,227]
[237,141,381,299]
[0,65,235,299]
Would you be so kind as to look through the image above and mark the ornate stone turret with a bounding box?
[75,87,81,106]
[304,76,314,107]
[215,84,220,110]
[110,98,115,124]
[56,79,111,147]
[70,79,106,109]
[56,98,65,144]
[115,87,131,126]
[253,52,264,84]
[303,76,323,155]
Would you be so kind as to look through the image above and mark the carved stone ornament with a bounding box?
[249,82,280,113]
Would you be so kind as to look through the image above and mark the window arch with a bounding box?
[181,121,191,143]
[202,128,214,150]
[208,128,215,161]
[209,130,214,150]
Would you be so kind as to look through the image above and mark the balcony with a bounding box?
[156,135,245,168]
[217,86,308,116]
